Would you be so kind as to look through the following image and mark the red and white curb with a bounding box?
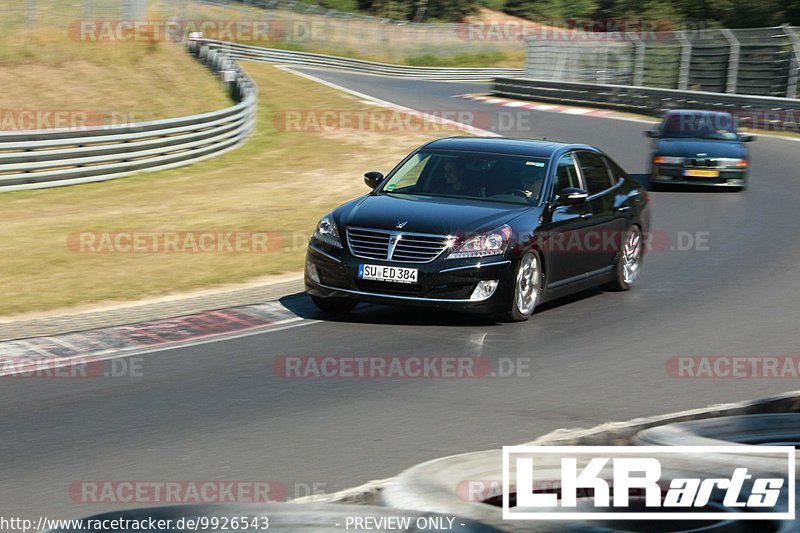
[459,93,615,117]
[0,302,316,377]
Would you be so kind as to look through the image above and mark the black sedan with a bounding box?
[647,109,753,190]
[305,137,650,321]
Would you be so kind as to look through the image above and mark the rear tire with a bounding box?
[501,252,542,322]
[310,295,358,314]
[602,225,643,291]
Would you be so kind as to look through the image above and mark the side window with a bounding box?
[606,157,627,184]
[553,153,580,196]
[577,151,614,196]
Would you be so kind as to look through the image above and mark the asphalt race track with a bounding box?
[3,70,800,519]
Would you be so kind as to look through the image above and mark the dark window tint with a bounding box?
[381,151,548,205]
[661,112,737,140]
[606,158,626,184]
[554,154,580,195]
[577,152,613,195]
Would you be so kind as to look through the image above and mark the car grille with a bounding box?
[685,158,719,168]
[355,280,424,296]
[346,227,450,263]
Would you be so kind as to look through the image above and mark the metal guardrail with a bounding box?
[492,77,800,130]
[201,39,524,81]
[0,42,257,193]
[525,26,800,98]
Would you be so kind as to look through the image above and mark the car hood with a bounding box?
[336,193,534,236]
[655,138,746,158]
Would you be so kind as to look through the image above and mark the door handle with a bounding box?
[580,212,593,220]
[617,206,631,213]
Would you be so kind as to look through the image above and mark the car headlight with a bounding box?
[717,158,748,168]
[447,225,511,260]
[312,213,342,248]
[653,156,684,165]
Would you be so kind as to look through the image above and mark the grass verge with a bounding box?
[0,30,232,126]
[0,63,465,316]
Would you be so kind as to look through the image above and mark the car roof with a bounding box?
[422,136,593,158]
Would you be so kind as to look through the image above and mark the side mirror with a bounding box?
[364,171,384,190]
[645,129,660,138]
[739,134,755,142]
[554,188,589,206]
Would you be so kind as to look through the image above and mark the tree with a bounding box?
[505,0,597,22]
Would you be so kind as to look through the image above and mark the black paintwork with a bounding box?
[306,137,650,316]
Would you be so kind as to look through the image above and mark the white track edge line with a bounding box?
[277,65,500,138]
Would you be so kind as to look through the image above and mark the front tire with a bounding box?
[311,295,358,314]
[603,225,643,291]
[502,252,542,322]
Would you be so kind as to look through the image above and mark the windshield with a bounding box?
[660,112,739,140]
[380,150,548,205]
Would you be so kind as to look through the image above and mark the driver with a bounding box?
[439,158,478,196]
[521,171,543,199]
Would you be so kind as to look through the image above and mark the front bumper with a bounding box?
[651,165,747,187]
[305,241,515,312]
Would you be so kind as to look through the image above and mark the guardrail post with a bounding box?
[783,25,800,98]
[121,0,147,20]
[26,0,35,28]
[524,39,536,79]
[600,46,609,83]
[721,28,739,94]
[626,32,645,86]
[676,31,692,90]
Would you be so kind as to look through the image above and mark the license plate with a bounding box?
[358,264,418,284]
[683,169,719,178]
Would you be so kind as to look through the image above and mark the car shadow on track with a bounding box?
[280,287,603,327]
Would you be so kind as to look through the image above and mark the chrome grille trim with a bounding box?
[346,226,450,263]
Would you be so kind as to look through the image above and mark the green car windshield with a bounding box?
[381,151,548,206]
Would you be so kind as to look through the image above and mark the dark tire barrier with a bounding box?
[634,413,800,477]
[381,449,796,532]
[44,503,504,533]
[634,414,800,448]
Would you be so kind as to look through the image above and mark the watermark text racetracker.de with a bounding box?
[69,19,282,42]
[274,109,487,133]
[70,480,287,504]
[69,479,333,504]
[0,108,154,131]
[0,356,143,378]
[66,229,710,256]
[669,355,800,379]
[454,18,694,42]
[68,230,288,254]
[274,355,531,379]
[503,446,795,520]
